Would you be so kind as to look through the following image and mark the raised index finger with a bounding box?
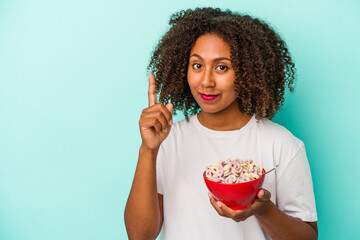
[148,73,157,107]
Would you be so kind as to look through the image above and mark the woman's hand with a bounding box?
[208,189,271,222]
[139,73,173,151]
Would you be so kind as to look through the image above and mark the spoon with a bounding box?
[261,165,278,176]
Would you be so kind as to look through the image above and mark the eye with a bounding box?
[192,63,203,69]
[216,65,228,71]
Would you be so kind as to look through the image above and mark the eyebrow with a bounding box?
[190,53,231,62]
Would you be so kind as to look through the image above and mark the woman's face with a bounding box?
[187,33,239,114]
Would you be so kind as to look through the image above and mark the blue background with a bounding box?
[0,0,359,239]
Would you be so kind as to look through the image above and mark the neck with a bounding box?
[197,102,252,131]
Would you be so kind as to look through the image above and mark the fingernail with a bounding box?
[217,201,222,208]
[163,127,167,132]
[170,119,173,125]
[208,193,211,199]
[259,190,264,198]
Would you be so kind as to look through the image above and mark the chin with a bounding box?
[199,106,225,114]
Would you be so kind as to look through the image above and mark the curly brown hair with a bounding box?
[147,7,295,120]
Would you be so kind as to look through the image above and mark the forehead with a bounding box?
[190,33,231,58]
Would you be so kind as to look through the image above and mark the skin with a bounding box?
[124,73,172,239]
[124,33,318,240]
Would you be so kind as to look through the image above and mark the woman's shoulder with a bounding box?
[161,115,196,144]
[256,117,304,149]
[170,115,196,132]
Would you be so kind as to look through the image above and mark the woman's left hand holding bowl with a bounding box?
[208,189,271,222]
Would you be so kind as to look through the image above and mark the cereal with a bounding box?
[205,158,263,184]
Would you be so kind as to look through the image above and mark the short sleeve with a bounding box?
[276,144,318,222]
[156,144,165,195]
[155,124,177,196]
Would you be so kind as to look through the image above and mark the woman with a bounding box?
[125,7,318,239]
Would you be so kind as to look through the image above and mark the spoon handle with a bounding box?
[262,165,278,176]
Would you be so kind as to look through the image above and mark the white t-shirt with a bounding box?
[156,114,317,240]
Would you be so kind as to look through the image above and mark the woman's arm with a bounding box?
[209,189,318,240]
[125,74,172,239]
[255,199,317,240]
[124,145,163,240]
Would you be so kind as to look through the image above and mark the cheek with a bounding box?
[230,84,238,98]
[187,72,198,89]
[226,74,237,94]
[186,67,192,85]
[220,82,238,101]
[219,78,236,93]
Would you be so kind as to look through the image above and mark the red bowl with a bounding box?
[203,169,265,210]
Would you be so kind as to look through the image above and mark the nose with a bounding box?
[201,69,215,88]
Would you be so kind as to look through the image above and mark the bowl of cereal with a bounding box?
[203,158,265,210]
